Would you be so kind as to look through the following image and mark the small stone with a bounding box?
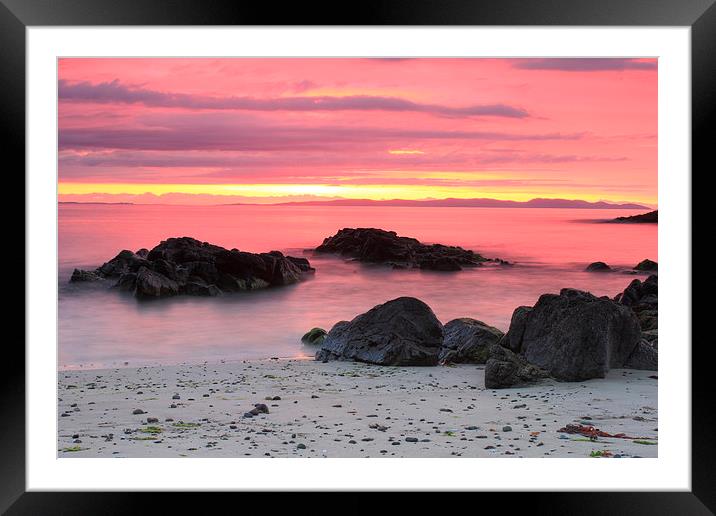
[502,425,512,432]
[405,437,418,443]
[132,409,145,415]
[297,443,307,450]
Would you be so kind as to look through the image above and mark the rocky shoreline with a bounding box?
[309,273,659,389]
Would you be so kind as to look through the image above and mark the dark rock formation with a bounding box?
[70,269,103,282]
[301,327,327,345]
[615,274,658,331]
[315,297,443,366]
[612,210,658,223]
[625,340,658,370]
[315,228,501,271]
[500,306,532,353]
[585,261,612,272]
[505,289,642,381]
[439,318,504,364]
[69,236,314,299]
[634,259,658,272]
[485,344,549,389]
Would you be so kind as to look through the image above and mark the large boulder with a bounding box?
[515,289,642,381]
[315,228,499,271]
[439,318,504,364]
[69,237,313,299]
[500,306,532,353]
[485,344,549,389]
[315,297,443,366]
[625,340,658,370]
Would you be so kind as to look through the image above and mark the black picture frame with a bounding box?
[4,0,710,512]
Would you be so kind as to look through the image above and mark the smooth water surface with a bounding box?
[58,204,657,369]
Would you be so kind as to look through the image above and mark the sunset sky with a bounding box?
[58,58,657,206]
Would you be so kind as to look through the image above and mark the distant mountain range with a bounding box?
[59,198,651,210]
[59,201,135,205]
[257,198,650,210]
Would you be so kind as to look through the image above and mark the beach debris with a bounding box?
[558,424,655,441]
[589,450,613,458]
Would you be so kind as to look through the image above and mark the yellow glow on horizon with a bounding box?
[57,182,657,205]
[388,149,425,155]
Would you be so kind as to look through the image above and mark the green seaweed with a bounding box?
[172,422,200,428]
[61,445,85,452]
[632,439,657,445]
[140,426,163,434]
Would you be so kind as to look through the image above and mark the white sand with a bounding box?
[58,359,658,458]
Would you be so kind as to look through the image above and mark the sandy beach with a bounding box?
[58,358,658,458]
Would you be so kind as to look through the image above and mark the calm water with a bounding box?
[58,204,657,369]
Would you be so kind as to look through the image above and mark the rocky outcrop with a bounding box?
[485,344,549,389]
[301,327,327,345]
[489,288,643,386]
[315,297,443,366]
[315,228,505,271]
[585,261,612,272]
[70,236,314,299]
[612,210,658,223]
[439,318,504,364]
[517,289,642,381]
[634,259,658,272]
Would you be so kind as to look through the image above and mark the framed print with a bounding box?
[4,0,712,512]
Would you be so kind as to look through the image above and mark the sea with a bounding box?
[58,204,657,370]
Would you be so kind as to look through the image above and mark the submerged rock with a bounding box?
[69,237,314,299]
[315,297,443,366]
[585,261,612,272]
[439,318,504,364]
[315,227,501,271]
[634,259,658,272]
